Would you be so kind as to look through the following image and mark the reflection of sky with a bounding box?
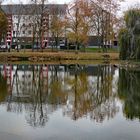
[112,69,119,93]
[1,103,140,140]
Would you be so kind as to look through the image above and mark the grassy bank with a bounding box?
[120,61,140,71]
[85,47,119,52]
[0,51,119,62]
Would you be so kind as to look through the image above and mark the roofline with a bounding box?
[1,4,68,6]
[0,6,6,16]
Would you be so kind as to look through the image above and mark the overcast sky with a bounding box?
[3,0,140,12]
[52,0,140,5]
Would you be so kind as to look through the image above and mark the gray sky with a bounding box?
[51,0,140,11]
[121,0,140,10]
[3,0,140,12]
[53,0,140,5]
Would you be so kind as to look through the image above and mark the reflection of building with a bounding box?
[0,65,12,93]
[0,65,49,98]
[0,64,119,125]
[0,64,116,94]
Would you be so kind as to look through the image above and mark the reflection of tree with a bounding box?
[7,65,22,113]
[5,65,49,127]
[88,65,118,122]
[0,71,8,102]
[48,65,68,107]
[25,65,48,127]
[118,69,140,120]
[65,66,90,120]
[0,64,120,127]
[64,65,119,122]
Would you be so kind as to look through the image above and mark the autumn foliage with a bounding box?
[0,8,8,42]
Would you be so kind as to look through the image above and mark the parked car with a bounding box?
[33,44,41,49]
[68,43,80,50]
[0,45,7,51]
[59,40,65,49]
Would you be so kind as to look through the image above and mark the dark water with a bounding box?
[0,64,140,140]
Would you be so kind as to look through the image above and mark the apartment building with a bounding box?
[1,4,67,48]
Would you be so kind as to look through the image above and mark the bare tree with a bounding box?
[29,0,49,52]
[90,0,123,52]
[5,2,26,52]
[0,7,8,43]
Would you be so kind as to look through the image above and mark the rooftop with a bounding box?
[1,4,67,15]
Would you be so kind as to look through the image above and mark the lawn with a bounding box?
[0,51,119,62]
[85,47,119,53]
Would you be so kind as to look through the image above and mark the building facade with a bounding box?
[1,4,67,48]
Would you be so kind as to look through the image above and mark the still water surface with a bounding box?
[0,64,140,140]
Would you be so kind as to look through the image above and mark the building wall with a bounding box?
[2,4,67,48]
[6,14,12,46]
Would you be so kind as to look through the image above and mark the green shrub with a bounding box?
[119,8,140,60]
[118,28,129,60]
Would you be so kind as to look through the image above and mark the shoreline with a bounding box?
[0,52,119,62]
[0,60,120,65]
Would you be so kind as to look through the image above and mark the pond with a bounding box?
[0,64,140,140]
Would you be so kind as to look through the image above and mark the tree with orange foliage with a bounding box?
[0,8,7,43]
[49,11,66,51]
[67,0,91,52]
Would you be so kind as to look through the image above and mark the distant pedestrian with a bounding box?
[7,44,10,52]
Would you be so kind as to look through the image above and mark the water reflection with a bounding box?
[118,68,140,120]
[0,64,120,127]
[63,65,119,122]
[0,70,8,102]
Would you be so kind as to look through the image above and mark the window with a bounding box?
[28,30,32,35]
[23,31,25,34]
[28,16,31,20]
[22,23,25,27]
[17,31,20,35]
[29,23,32,27]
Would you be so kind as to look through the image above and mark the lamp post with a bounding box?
[23,40,25,53]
